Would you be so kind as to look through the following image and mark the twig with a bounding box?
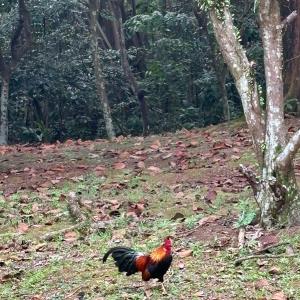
[65,286,87,299]
[234,253,297,266]
[254,242,290,254]
[282,10,297,28]
[238,228,246,249]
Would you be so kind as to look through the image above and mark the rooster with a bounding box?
[103,237,173,292]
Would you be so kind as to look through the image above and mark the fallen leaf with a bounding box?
[147,166,162,173]
[64,231,78,242]
[113,162,126,170]
[30,296,44,300]
[213,141,231,150]
[177,249,193,258]
[269,266,282,275]
[0,271,24,283]
[271,291,287,300]
[189,140,199,147]
[137,161,145,169]
[119,151,130,159]
[204,190,217,203]
[77,164,89,170]
[286,245,295,256]
[51,179,60,185]
[194,291,205,298]
[17,223,29,234]
[254,279,271,290]
[198,215,220,226]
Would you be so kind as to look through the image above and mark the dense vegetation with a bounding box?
[0,0,258,142]
[1,0,299,144]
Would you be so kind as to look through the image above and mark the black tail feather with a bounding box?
[102,247,139,275]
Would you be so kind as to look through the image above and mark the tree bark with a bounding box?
[194,9,230,122]
[110,0,150,136]
[89,0,115,140]
[0,78,9,145]
[206,1,300,228]
[209,7,265,162]
[284,0,300,113]
[0,0,32,145]
[256,1,298,227]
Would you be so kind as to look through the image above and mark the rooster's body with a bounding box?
[103,237,172,283]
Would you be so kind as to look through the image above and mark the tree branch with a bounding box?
[282,10,297,28]
[239,164,260,198]
[276,129,300,168]
[96,20,112,49]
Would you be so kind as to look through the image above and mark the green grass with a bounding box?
[1,122,300,299]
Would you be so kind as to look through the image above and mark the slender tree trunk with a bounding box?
[0,0,32,145]
[284,0,300,112]
[89,0,115,140]
[110,0,150,136]
[0,78,9,145]
[195,9,230,122]
[220,71,230,122]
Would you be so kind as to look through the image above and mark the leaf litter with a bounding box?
[0,119,300,299]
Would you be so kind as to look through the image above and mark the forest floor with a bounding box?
[1,118,300,300]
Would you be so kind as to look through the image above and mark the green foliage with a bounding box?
[198,0,230,14]
[0,0,263,143]
[235,198,257,228]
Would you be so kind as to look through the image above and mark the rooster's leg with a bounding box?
[143,281,151,299]
[161,283,167,295]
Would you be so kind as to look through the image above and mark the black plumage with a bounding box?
[102,247,139,275]
[147,255,173,282]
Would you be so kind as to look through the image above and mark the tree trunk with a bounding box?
[0,0,32,144]
[195,9,230,122]
[0,78,9,145]
[256,1,297,228]
[206,1,300,228]
[110,0,150,136]
[283,0,300,112]
[89,0,115,140]
[220,71,230,122]
[209,8,265,162]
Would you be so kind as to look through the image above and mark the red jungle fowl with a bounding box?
[103,237,173,292]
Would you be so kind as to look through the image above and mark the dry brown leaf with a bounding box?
[113,162,126,170]
[269,266,282,275]
[194,291,205,298]
[64,231,78,242]
[254,279,271,290]
[189,140,199,147]
[198,215,220,226]
[271,291,287,300]
[147,166,162,173]
[204,190,217,203]
[17,223,29,234]
[137,161,145,169]
[177,249,193,258]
